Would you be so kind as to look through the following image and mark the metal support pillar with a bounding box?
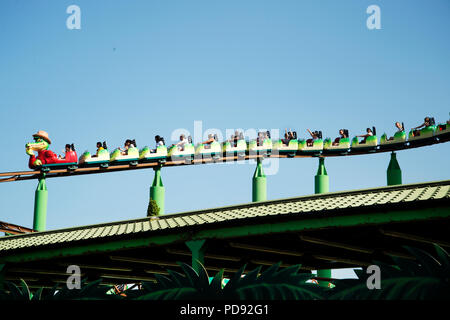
[186,240,206,274]
[314,158,331,287]
[314,158,329,194]
[150,166,165,215]
[252,158,267,202]
[33,174,48,232]
[387,152,402,186]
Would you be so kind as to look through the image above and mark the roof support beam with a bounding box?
[379,229,450,247]
[299,235,374,254]
[100,273,156,282]
[246,259,314,271]
[7,267,85,277]
[312,254,372,267]
[229,242,304,256]
[0,221,35,235]
[57,263,133,272]
[166,248,241,262]
[109,256,179,267]
[382,250,416,260]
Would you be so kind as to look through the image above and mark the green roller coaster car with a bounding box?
[380,131,406,146]
[323,137,350,152]
[408,126,436,141]
[139,145,168,161]
[110,147,139,163]
[272,139,299,156]
[433,122,449,138]
[79,148,110,167]
[222,139,247,155]
[167,143,195,158]
[351,135,378,149]
[195,141,222,157]
[248,139,272,154]
[298,139,323,153]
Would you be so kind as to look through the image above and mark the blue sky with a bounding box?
[0,1,449,277]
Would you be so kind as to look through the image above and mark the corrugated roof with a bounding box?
[0,180,449,253]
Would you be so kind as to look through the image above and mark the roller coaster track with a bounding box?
[0,134,449,183]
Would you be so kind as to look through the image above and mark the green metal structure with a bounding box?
[314,158,331,287]
[186,240,206,274]
[33,175,48,232]
[314,157,329,194]
[150,166,165,215]
[252,158,267,202]
[387,152,402,186]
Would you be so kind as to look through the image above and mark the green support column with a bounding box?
[387,152,402,186]
[150,166,165,215]
[252,158,267,202]
[186,240,206,274]
[314,158,331,287]
[33,174,48,232]
[314,158,329,194]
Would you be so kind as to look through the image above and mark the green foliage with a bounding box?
[147,199,160,217]
[0,279,32,301]
[42,279,119,300]
[0,278,119,301]
[132,261,324,300]
[329,244,450,300]
[1,244,449,300]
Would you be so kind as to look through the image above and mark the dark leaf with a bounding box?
[154,274,175,289]
[167,269,191,287]
[403,246,443,277]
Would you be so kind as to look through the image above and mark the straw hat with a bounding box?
[32,130,52,144]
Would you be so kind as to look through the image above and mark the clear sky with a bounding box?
[0,0,449,278]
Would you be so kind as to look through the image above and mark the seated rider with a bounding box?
[202,134,215,149]
[93,141,107,157]
[387,122,404,141]
[306,129,319,147]
[412,117,432,136]
[333,129,348,146]
[356,128,373,144]
[152,135,165,153]
[282,128,294,146]
[256,132,265,146]
[174,134,188,151]
[119,139,132,155]
[59,144,72,159]
[230,130,241,147]
[228,131,244,147]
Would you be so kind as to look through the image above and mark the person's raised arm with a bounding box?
[413,123,425,130]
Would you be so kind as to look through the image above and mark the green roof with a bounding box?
[1,179,449,254]
[1,180,449,287]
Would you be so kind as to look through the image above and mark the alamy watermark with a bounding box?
[366,265,381,290]
[168,120,280,175]
[66,265,81,289]
[66,5,81,30]
[367,5,381,30]
[65,5,381,31]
